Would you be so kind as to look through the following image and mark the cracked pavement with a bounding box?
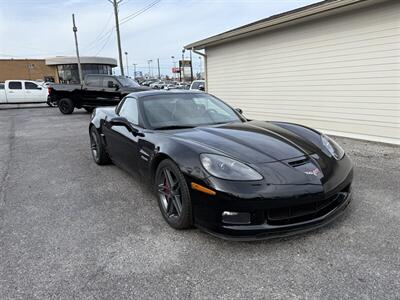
[0,106,399,299]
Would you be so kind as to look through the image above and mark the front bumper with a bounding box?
[198,191,351,241]
[188,156,353,241]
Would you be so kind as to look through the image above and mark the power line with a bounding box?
[95,30,114,56]
[119,0,162,26]
[92,0,162,58]
[82,12,114,51]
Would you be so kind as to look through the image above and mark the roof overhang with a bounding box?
[185,0,388,50]
[45,56,117,67]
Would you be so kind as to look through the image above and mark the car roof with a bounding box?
[127,90,204,98]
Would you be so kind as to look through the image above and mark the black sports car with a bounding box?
[89,90,353,240]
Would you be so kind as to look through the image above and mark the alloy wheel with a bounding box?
[90,131,99,161]
[157,168,182,218]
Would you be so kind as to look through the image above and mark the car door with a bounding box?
[81,75,102,106]
[101,77,122,105]
[6,81,25,103]
[24,81,46,103]
[103,97,141,174]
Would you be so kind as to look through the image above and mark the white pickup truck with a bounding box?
[0,80,49,104]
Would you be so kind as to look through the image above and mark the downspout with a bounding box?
[191,48,207,92]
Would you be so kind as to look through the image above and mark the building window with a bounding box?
[57,64,113,84]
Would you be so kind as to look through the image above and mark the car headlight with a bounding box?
[200,154,263,181]
[321,134,345,160]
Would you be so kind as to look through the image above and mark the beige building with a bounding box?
[186,0,400,145]
[0,56,117,84]
[0,59,57,82]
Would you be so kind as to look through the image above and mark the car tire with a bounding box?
[89,126,110,165]
[155,159,193,229]
[58,98,74,114]
[84,107,94,113]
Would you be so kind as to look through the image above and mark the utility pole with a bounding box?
[133,63,137,79]
[157,58,161,79]
[72,14,83,84]
[109,0,124,76]
[181,49,185,82]
[189,50,194,82]
[124,51,129,77]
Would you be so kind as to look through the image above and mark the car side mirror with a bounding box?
[235,108,243,114]
[110,117,139,135]
[37,86,42,90]
[198,85,205,91]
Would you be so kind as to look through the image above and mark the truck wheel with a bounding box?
[58,98,74,114]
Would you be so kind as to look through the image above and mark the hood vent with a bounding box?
[288,157,310,168]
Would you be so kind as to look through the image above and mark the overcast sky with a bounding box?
[0,0,320,75]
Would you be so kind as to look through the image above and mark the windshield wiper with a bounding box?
[153,125,195,130]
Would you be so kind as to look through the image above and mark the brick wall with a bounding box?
[0,59,58,82]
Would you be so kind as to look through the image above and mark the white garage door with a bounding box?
[206,1,400,144]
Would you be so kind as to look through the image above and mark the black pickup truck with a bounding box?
[48,74,149,114]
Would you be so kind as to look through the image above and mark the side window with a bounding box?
[103,77,119,88]
[85,76,101,87]
[9,81,22,90]
[0,84,4,90]
[119,98,139,125]
[25,82,40,90]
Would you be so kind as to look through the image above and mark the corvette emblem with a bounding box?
[304,168,321,176]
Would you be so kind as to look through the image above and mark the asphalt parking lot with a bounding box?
[0,106,399,299]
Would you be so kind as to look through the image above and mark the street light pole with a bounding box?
[124,51,129,77]
[109,0,124,76]
[157,58,161,79]
[171,56,176,81]
[72,14,83,84]
[147,60,152,78]
[133,63,137,79]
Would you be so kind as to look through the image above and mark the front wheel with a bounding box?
[58,98,74,114]
[89,126,110,165]
[155,159,193,229]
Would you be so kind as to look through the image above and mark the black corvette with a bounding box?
[89,90,353,240]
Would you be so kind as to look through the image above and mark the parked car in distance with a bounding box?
[163,84,177,90]
[150,81,166,89]
[89,90,353,240]
[48,74,149,114]
[190,80,205,91]
[0,80,49,104]
[141,79,157,86]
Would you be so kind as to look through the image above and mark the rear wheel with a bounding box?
[58,98,74,114]
[155,159,193,229]
[89,126,110,165]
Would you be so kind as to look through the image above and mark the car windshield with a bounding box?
[141,93,242,129]
[118,77,140,88]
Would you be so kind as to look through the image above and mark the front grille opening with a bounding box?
[266,186,349,225]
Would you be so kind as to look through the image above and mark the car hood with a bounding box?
[172,120,322,164]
